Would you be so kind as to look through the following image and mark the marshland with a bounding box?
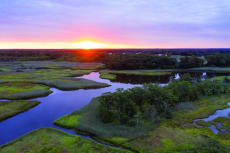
[1,49,230,153]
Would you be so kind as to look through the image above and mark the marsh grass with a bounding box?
[0,82,52,100]
[55,98,155,144]
[0,67,109,91]
[99,72,117,80]
[35,78,110,91]
[56,95,230,153]
[0,100,40,121]
[0,128,131,153]
[189,67,230,73]
[100,70,172,76]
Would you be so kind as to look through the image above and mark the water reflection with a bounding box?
[109,72,230,84]
[0,71,230,145]
[195,102,230,134]
[0,72,139,145]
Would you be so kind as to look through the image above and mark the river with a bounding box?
[0,71,230,145]
[0,72,139,145]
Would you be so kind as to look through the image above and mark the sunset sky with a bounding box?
[0,0,230,49]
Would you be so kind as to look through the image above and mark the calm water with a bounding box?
[195,102,230,134]
[111,72,230,84]
[0,72,139,146]
[0,71,230,145]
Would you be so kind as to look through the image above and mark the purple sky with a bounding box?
[0,0,230,48]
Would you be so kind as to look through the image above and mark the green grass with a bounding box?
[0,61,102,72]
[99,67,230,80]
[54,98,151,146]
[0,82,52,100]
[99,72,117,80]
[212,117,230,128]
[99,69,172,81]
[55,95,230,153]
[101,70,172,76]
[35,78,110,91]
[0,128,132,153]
[0,65,109,91]
[71,63,104,70]
[0,100,40,122]
[55,114,81,127]
[189,67,230,73]
[201,117,230,131]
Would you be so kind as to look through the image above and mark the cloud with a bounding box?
[0,0,230,47]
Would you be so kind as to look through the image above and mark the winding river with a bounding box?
[0,72,139,146]
[1,71,230,146]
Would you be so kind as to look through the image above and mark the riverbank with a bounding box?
[0,100,40,122]
[0,128,131,153]
[1,60,230,152]
[55,95,230,153]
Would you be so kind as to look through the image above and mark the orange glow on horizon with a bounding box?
[73,41,108,49]
[0,40,153,49]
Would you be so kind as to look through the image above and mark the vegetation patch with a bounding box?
[0,128,131,153]
[0,100,40,122]
[55,95,230,153]
[99,71,117,80]
[55,74,230,152]
[100,70,172,77]
[190,67,230,73]
[0,67,109,91]
[54,98,151,146]
[71,62,104,70]
[0,82,52,100]
[211,117,230,128]
[35,78,110,91]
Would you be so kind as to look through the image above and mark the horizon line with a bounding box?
[0,48,230,50]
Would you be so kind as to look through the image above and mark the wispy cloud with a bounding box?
[0,0,230,47]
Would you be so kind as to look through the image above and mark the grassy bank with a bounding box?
[0,128,132,153]
[0,82,52,100]
[0,100,40,122]
[99,70,172,81]
[55,98,151,139]
[189,67,230,73]
[35,78,110,91]
[101,70,172,76]
[0,63,109,91]
[55,95,230,153]
[99,72,117,80]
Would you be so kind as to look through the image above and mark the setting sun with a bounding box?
[73,41,108,49]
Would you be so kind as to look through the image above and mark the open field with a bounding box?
[0,100,40,122]
[0,128,132,153]
[55,95,230,153]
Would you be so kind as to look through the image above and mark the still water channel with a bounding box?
[0,72,230,145]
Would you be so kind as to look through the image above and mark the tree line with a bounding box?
[104,53,206,69]
[1,50,230,68]
[98,75,230,126]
